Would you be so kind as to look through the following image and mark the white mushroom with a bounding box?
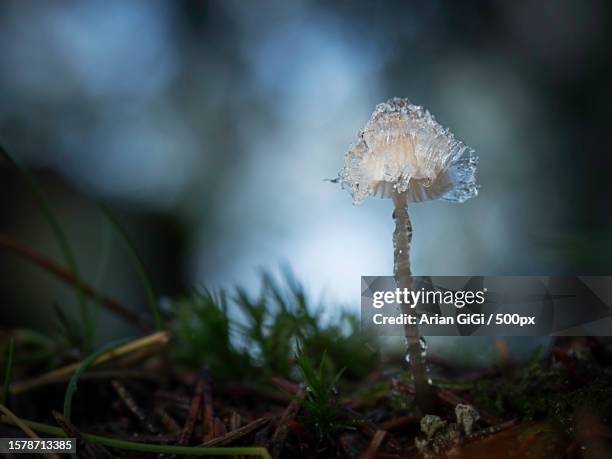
[455,404,480,436]
[420,414,447,440]
[336,97,478,205]
[333,97,479,414]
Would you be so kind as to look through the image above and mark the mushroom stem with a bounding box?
[392,190,437,414]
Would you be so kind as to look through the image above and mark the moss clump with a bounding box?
[470,347,612,437]
[296,350,348,452]
[169,273,377,383]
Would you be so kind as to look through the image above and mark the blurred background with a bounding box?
[0,0,611,349]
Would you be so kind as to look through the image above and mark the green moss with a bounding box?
[171,290,253,381]
[470,348,612,437]
[169,273,377,383]
[550,382,612,435]
[296,350,348,451]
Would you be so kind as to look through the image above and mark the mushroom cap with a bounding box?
[337,97,478,204]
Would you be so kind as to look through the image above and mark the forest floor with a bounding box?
[2,281,612,459]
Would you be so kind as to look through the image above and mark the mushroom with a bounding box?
[420,414,448,441]
[333,97,478,413]
[455,403,480,436]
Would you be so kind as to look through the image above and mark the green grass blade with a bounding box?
[91,223,114,328]
[0,415,272,458]
[0,145,92,350]
[98,204,162,329]
[63,338,131,421]
[1,338,15,406]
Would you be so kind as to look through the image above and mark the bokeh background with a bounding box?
[1,0,611,348]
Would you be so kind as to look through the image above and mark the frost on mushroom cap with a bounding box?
[337,97,478,204]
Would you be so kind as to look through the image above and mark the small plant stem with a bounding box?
[391,190,437,414]
[92,222,114,328]
[270,386,305,458]
[0,415,272,458]
[199,417,271,447]
[1,338,15,406]
[64,339,131,421]
[99,204,163,330]
[10,331,171,395]
[0,235,151,331]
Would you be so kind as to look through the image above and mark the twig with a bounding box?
[112,380,159,434]
[113,342,168,368]
[156,407,182,434]
[229,412,241,432]
[214,418,228,437]
[380,415,419,431]
[0,405,61,459]
[52,410,112,459]
[0,235,150,331]
[178,378,205,446]
[359,429,387,459]
[199,417,272,447]
[77,369,157,382]
[270,386,305,459]
[354,421,400,453]
[467,419,517,440]
[270,377,300,395]
[10,331,171,395]
[229,412,243,459]
[342,408,401,453]
[202,373,215,442]
[155,390,192,414]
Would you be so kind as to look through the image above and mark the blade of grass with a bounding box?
[1,338,15,406]
[63,338,131,421]
[10,331,171,395]
[0,415,272,458]
[0,145,92,350]
[53,303,83,349]
[12,329,55,349]
[92,222,114,327]
[98,204,162,329]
